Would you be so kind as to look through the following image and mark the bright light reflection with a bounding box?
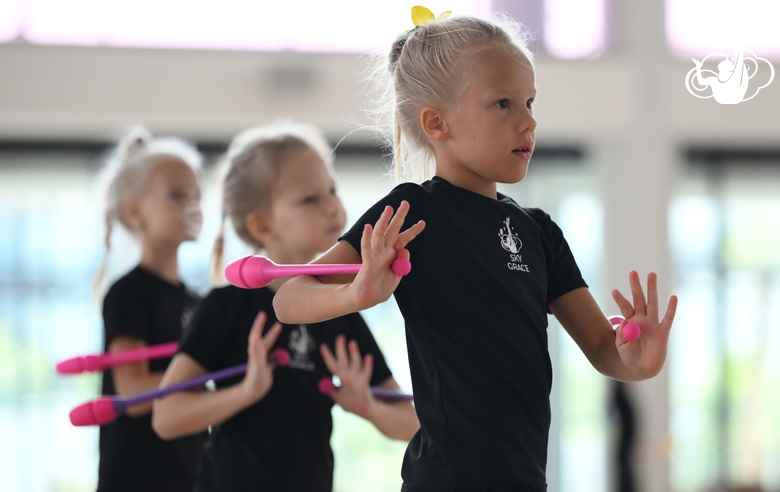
[666,0,780,59]
[0,0,21,41]
[543,0,605,59]
[11,0,492,52]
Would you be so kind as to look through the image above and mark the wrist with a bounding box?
[238,377,268,408]
[342,282,366,313]
[355,394,379,421]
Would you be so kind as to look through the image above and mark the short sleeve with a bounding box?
[344,313,393,386]
[102,279,150,344]
[542,213,588,305]
[178,288,235,372]
[339,183,425,259]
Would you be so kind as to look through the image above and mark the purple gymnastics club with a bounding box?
[317,376,414,401]
[608,315,641,342]
[225,255,412,289]
[57,342,179,375]
[69,349,291,427]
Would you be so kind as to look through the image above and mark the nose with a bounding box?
[326,194,343,217]
[518,107,537,134]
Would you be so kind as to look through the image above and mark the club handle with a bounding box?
[57,342,179,374]
[115,349,289,410]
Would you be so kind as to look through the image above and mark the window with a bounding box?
[666,0,780,59]
[0,0,607,58]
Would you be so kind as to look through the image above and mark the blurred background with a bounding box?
[0,0,779,491]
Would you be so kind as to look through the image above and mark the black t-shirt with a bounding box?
[340,176,587,492]
[98,266,207,492]
[178,284,394,492]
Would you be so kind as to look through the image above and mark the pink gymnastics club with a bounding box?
[57,342,179,375]
[608,316,641,342]
[317,376,414,401]
[69,349,291,427]
[225,255,412,289]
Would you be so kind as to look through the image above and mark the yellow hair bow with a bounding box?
[409,5,452,31]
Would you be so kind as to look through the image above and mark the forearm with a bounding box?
[116,371,164,417]
[362,400,420,441]
[274,276,358,324]
[152,384,253,440]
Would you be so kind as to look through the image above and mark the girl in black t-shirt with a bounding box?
[152,122,419,492]
[273,10,680,492]
[94,127,207,492]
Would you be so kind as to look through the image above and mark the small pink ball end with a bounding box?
[622,323,641,342]
[224,257,251,289]
[70,398,117,426]
[391,258,412,277]
[56,357,85,375]
[317,377,336,395]
[273,349,291,368]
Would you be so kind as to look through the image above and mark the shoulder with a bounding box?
[197,284,266,313]
[384,182,427,206]
[497,202,553,230]
[102,269,151,309]
[517,207,553,228]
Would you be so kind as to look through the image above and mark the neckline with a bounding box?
[430,176,512,203]
[134,265,186,291]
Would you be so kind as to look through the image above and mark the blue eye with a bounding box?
[496,99,510,109]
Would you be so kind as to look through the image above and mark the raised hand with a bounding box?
[320,335,374,418]
[240,311,283,404]
[611,271,678,378]
[349,201,425,310]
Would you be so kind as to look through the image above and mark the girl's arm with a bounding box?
[109,336,165,417]
[362,377,420,441]
[152,312,282,440]
[274,201,425,324]
[549,271,678,382]
[320,336,419,441]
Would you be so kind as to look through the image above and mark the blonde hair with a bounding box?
[94,126,202,296]
[210,121,333,283]
[365,14,535,184]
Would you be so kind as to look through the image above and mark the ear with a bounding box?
[419,106,449,141]
[246,211,275,246]
[122,199,142,232]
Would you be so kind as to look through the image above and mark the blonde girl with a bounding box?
[95,127,206,492]
[152,122,419,492]
[273,12,679,492]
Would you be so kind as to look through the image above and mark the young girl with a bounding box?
[273,12,679,492]
[95,127,206,492]
[152,122,419,492]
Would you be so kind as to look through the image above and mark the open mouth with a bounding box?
[512,143,533,158]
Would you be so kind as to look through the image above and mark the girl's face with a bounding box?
[133,158,202,247]
[435,46,537,193]
[262,148,347,263]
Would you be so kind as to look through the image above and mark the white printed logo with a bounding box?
[685,47,774,104]
[499,217,530,273]
[498,217,522,253]
[288,325,315,371]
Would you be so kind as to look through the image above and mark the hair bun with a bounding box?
[389,31,412,71]
[117,126,152,162]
